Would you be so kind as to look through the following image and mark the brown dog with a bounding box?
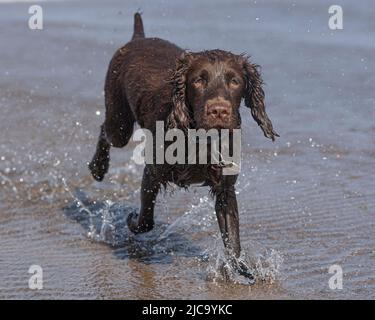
[89,13,278,282]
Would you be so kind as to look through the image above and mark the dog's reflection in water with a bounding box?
[62,189,202,264]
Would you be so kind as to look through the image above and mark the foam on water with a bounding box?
[204,240,283,285]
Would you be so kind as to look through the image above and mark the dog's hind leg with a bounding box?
[103,66,135,148]
[88,106,134,181]
[89,124,111,181]
[89,70,135,181]
[88,100,134,181]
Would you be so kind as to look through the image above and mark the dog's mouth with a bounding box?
[211,122,232,130]
[198,122,237,131]
[191,99,238,131]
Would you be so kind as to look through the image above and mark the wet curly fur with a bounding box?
[89,13,278,280]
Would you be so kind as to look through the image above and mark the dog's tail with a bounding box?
[132,12,145,40]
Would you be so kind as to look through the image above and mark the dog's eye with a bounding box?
[193,77,206,87]
[229,78,240,87]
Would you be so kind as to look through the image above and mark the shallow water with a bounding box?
[0,0,374,299]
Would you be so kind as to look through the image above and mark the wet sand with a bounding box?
[0,0,374,299]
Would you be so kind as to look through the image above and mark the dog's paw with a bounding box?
[88,158,108,181]
[220,258,256,285]
[126,211,154,234]
[234,259,255,285]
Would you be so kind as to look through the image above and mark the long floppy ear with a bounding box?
[242,58,279,141]
[167,52,194,130]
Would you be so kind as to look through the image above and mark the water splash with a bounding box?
[204,241,283,285]
[62,177,101,241]
[158,195,214,241]
[98,199,117,243]
[0,171,18,194]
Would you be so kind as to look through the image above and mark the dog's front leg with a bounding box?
[214,176,255,283]
[127,165,160,234]
[215,181,241,258]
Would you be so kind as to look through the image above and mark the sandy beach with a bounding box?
[0,0,374,299]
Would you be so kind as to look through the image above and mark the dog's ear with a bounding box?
[242,57,279,141]
[167,52,194,130]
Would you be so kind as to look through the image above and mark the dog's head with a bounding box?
[167,50,279,140]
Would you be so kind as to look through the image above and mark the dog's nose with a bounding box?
[207,104,230,119]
